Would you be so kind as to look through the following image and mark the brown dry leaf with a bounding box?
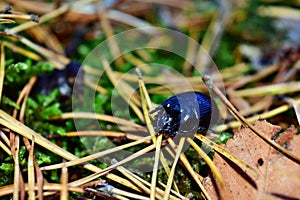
[203,120,300,200]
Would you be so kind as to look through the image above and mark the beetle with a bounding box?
[150,91,219,138]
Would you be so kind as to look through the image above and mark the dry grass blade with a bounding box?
[168,138,211,200]
[150,134,162,200]
[12,76,36,119]
[0,13,38,21]
[136,68,154,111]
[12,135,20,200]
[186,137,223,187]
[195,134,258,178]
[228,64,279,90]
[3,41,43,61]
[0,183,83,197]
[110,187,149,200]
[0,137,11,155]
[41,136,151,170]
[108,10,157,34]
[215,98,300,132]
[159,182,184,200]
[0,130,9,146]
[103,58,143,121]
[116,165,181,200]
[0,44,5,102]
[123,54,152,73]
[137,68,181,193]
[19,37,68,68]
[116,165,153,197]
[28,136,35,200]
[51,112,144,130]
[258,5,300,20]
[68,143,156,187]
[0,109,141,192]
[118,166,164,199]
[64,130,145,140]
[7,0,99,34]
[232,81,300,97]
[137,68,181,194]
[163,137,185,200]
[84,78,108,94]
[60,162,68,200]
[0,110,82,161]
[283,97,300,126]
[31,140,44,200]
[24,135,44,200]
[0,18,15,23]
[195,7,226,72]
[203,75,300,165]
[97,4,124,67]
[1,33,68,69]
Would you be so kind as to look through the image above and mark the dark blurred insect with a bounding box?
[150,91,219,138]
[33,23,89,101]
[33,61,83,101]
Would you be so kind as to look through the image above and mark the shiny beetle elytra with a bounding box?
[150,91,219,138]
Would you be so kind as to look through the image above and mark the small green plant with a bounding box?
[25,89,65,135]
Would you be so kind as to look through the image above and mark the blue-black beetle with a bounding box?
[150,91,219,138]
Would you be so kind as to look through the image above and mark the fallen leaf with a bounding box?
[203,120,300,200]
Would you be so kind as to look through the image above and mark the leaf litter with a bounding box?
[203,120,300,200]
